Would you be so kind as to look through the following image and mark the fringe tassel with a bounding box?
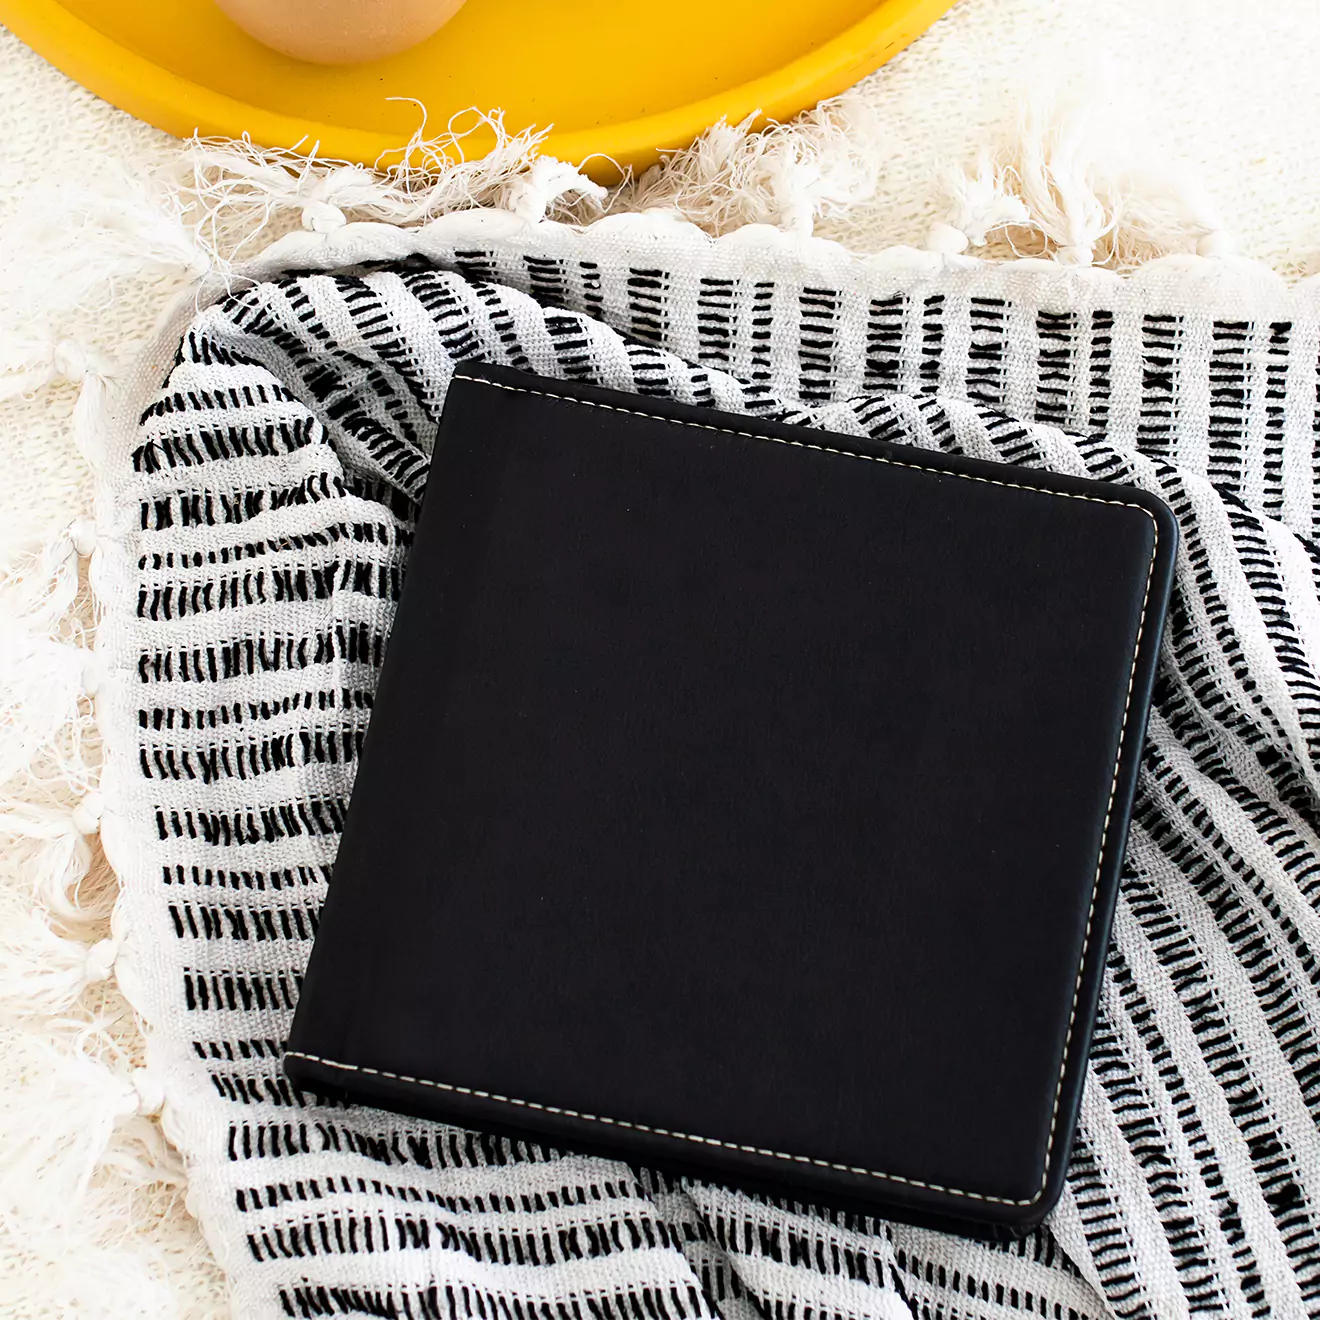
[0,305,201,1308]
[154,88,1249,265]
[0,88,1245,280]
[165,97,886,250]
[173,108,606,256]
[0,888,118,1016]
[926,81,1237,268]
[625,95,887,236]
[926,154,1030,256]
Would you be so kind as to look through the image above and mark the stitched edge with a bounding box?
[290,372,1161,1208]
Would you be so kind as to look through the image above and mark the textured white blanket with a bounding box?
[95,216,1320,1320]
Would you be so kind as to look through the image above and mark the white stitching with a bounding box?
[291,373,1161,1207]
[452,376,1161,518]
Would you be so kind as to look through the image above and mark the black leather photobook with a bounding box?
[285,363,1176,1237]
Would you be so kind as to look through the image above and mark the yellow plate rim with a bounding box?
[0,0,954,177]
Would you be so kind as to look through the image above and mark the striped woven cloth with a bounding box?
[99,225,1320,1320]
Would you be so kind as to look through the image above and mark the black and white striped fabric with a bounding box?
[101,227,1320,1320]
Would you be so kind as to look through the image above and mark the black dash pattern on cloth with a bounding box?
[114,259,1320,1320]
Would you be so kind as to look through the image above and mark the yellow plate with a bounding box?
[1,0,954,179]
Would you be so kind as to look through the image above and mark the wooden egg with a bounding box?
[214,0,469,64]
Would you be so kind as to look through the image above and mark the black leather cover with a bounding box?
[285,362,1177,1236]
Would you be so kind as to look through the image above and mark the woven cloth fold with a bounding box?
[97,240,1320,1320]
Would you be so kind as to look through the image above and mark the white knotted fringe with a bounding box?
[41,86,1249,274]
[626,95,888,236]
[0,1025,176,1210]
[166,97,888,249]
[927,80,1238,268]
[503,156,609,225]
[0,175,215,350]
[159,86,1253,265]
[0,525,105,926]
[0,888,117,1016]
[0,1012,198,1317]
[0,274,200,1308]
[177,108,608,256]
[925,153,1031,256]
